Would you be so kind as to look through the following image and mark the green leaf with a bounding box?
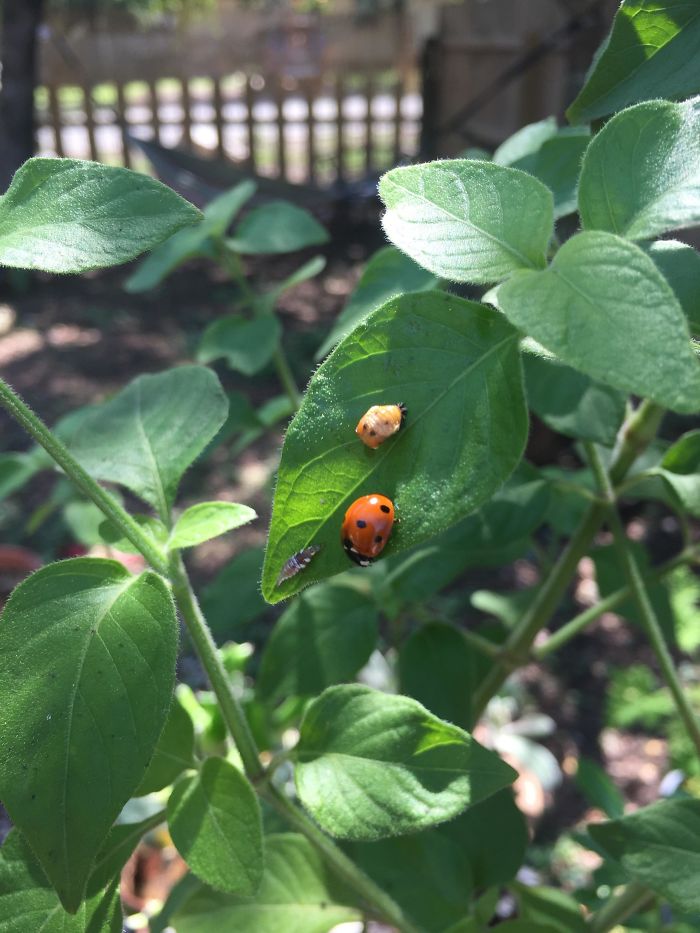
[0,829,122,932]
[125,177,253,294]
[380,160,553,283]
[0,558,177,911]
[135,695,195,795]
[267,255,327,304]
[652,430,700,516]
[201,547,267,644]
[579,98,700,241]
[645,240,700,334]
[514,884,586,933]
[202,181,257,237]
[169,502,257,550]
[439,789,527,889]
[493,117,558,166]
[197,314,281,375]
[523,354,625,446]
[262,291,528,603]
[348,830,474,932]
[295,684,517,840]
[68,366,228,515]
[506,127,591,219]
[86,809,165,896]
[123,224,218,293]
[589,797,700,913]
[399,622,475,730]
[230,201,329,255]
[498,231,700,413]
[0,453,39,501]
[257,581,378,702]
[567,1,700,124]
[167,757,263,895]
[316,246,440,359]
[171,834,360,932]
[381,463,549,606]
[574,757,624,819]
[0,157,201,274]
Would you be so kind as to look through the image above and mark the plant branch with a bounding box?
[0,378,170,575]
[585,441,700,760]
[0,376,422,929]
[471,400,665,722]
[587,881,655,932]
[535,545,698,658]
[169,553,265,782]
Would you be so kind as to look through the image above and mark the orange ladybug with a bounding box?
[341,494,395,566]
[356,403,406,449]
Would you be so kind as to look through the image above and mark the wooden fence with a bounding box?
[35,68,421,184]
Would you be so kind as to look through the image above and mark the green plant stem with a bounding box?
[587,882,655,932]
[263,783,424,933]
[169,553,265,782]
[586,441,700,760]
[608,399,664,486]
[472,501,607,720]
[535,545,698,658]
[271,344,302,409]
[0,378,170,576]
[471,399,665,722]
[0,376,420,930]
[220,245,302,410]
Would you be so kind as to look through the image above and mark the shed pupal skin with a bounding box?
[276,544,321,587]
[355,403,407,449]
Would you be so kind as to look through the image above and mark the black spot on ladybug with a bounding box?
[356,519,367,528]
[380,504,391,513]
[361,422,366,431]
[369,430,376,436]
[375,535,383,543]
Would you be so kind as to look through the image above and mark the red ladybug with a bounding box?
[341,494,395,566]
[356,403,406,449]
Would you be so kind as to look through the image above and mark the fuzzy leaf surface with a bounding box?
[172,834,360,933]
[169,502,257,550]
[167,757,263,896]
[380,160,553,283]
[263,291,527,603]
[498,231,700,413]
[295,684,517,840]
[590,797,700,913]
[579,98,700,240]
[0,830,122,932]
[68,366,228,514]
[567,1,700,123]
[316,246,439,358]
[0,558,177,911]
[0,158,200,273]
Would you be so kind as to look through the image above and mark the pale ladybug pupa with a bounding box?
[356,403,406,449]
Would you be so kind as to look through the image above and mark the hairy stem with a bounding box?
[0,375,416,930]
[586,441,700,759]
[0,378,169,575]
[587,882,655,932]
[169,553,264,782]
